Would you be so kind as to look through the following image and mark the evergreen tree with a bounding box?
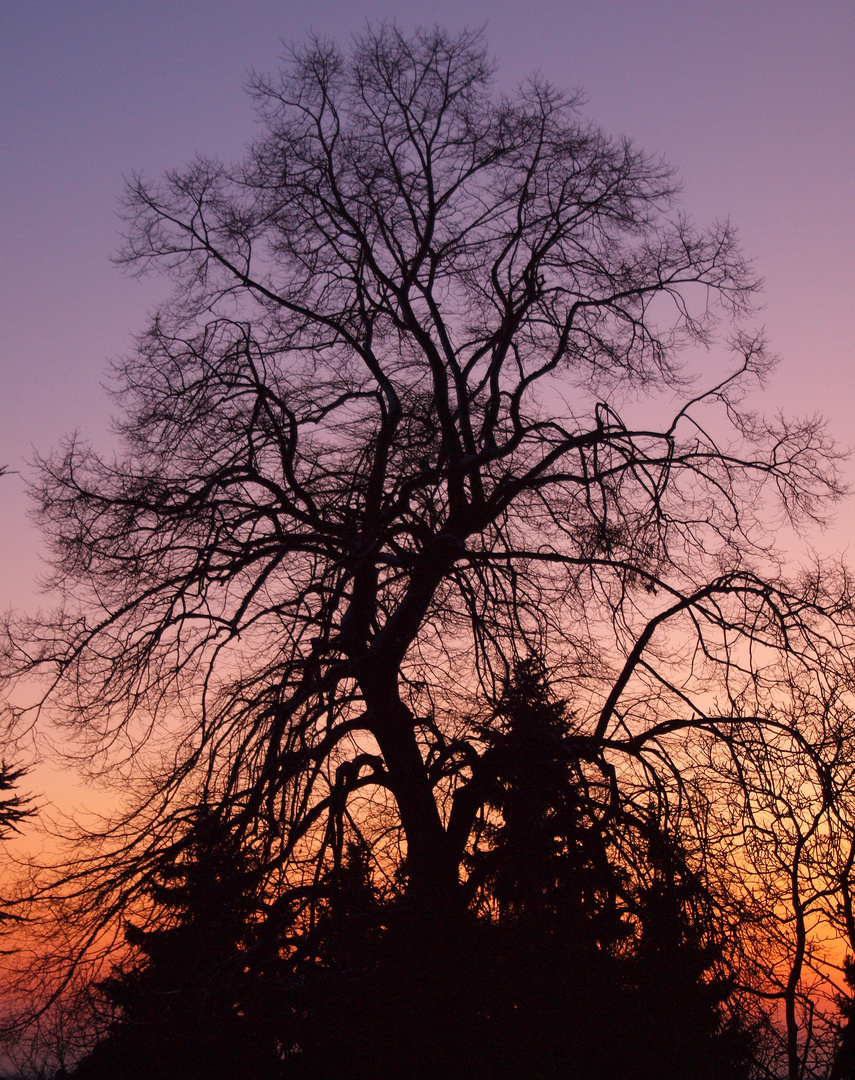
[1,762,32,932]
[467,659,754,1079]
[0,762,31,840]
[623,828,755,1079]
[831,959,855,1080]
[69,669,755,1080]
[474,657,623,939]
[71,810,276,1080]
[281,839,391,1079]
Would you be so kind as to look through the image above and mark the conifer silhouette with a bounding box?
[71,810,275,1079]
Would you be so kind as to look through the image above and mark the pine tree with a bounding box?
[464,659,625,1076]
[474,657,623,939]
[830,959,855,1080]
[624,828,755,1079]
[1,763,32,932]
[282,839,389,1079]
[0,762,31,839]
[72,810,276,1080]
[468,659,753,1079]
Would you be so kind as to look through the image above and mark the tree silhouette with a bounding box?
[1,22,852,1076]
[70,809,276,1080]
[0,763,30,841]
[256,661,755,1079]
[274,838,397,1079]
[470,658,621,935]
[831,960,855,1080]
[464,660,754,1079]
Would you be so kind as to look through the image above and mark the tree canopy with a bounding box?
[2,23,855,1079]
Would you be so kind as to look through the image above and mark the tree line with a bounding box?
[62,661,753,1079]
[2,23,855,1079]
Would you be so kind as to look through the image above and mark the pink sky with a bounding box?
[2,0,854,613]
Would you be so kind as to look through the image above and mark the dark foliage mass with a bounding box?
[3,24,855,1080]
[0,764,30,842]
[69,665,755,1080]
[66,810,271,1080]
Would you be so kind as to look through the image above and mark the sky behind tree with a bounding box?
[2,0,853,612]
[0,12,853,1070]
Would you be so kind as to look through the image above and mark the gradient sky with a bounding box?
[2,0,853,615]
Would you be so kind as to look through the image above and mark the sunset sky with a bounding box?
[1,12,854,1063]
[2,0,853,614]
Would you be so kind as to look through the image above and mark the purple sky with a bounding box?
[2,0,854,613]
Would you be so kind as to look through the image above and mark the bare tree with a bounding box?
[2,24,853,1073]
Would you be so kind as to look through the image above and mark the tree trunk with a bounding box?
[362,676,460,914]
